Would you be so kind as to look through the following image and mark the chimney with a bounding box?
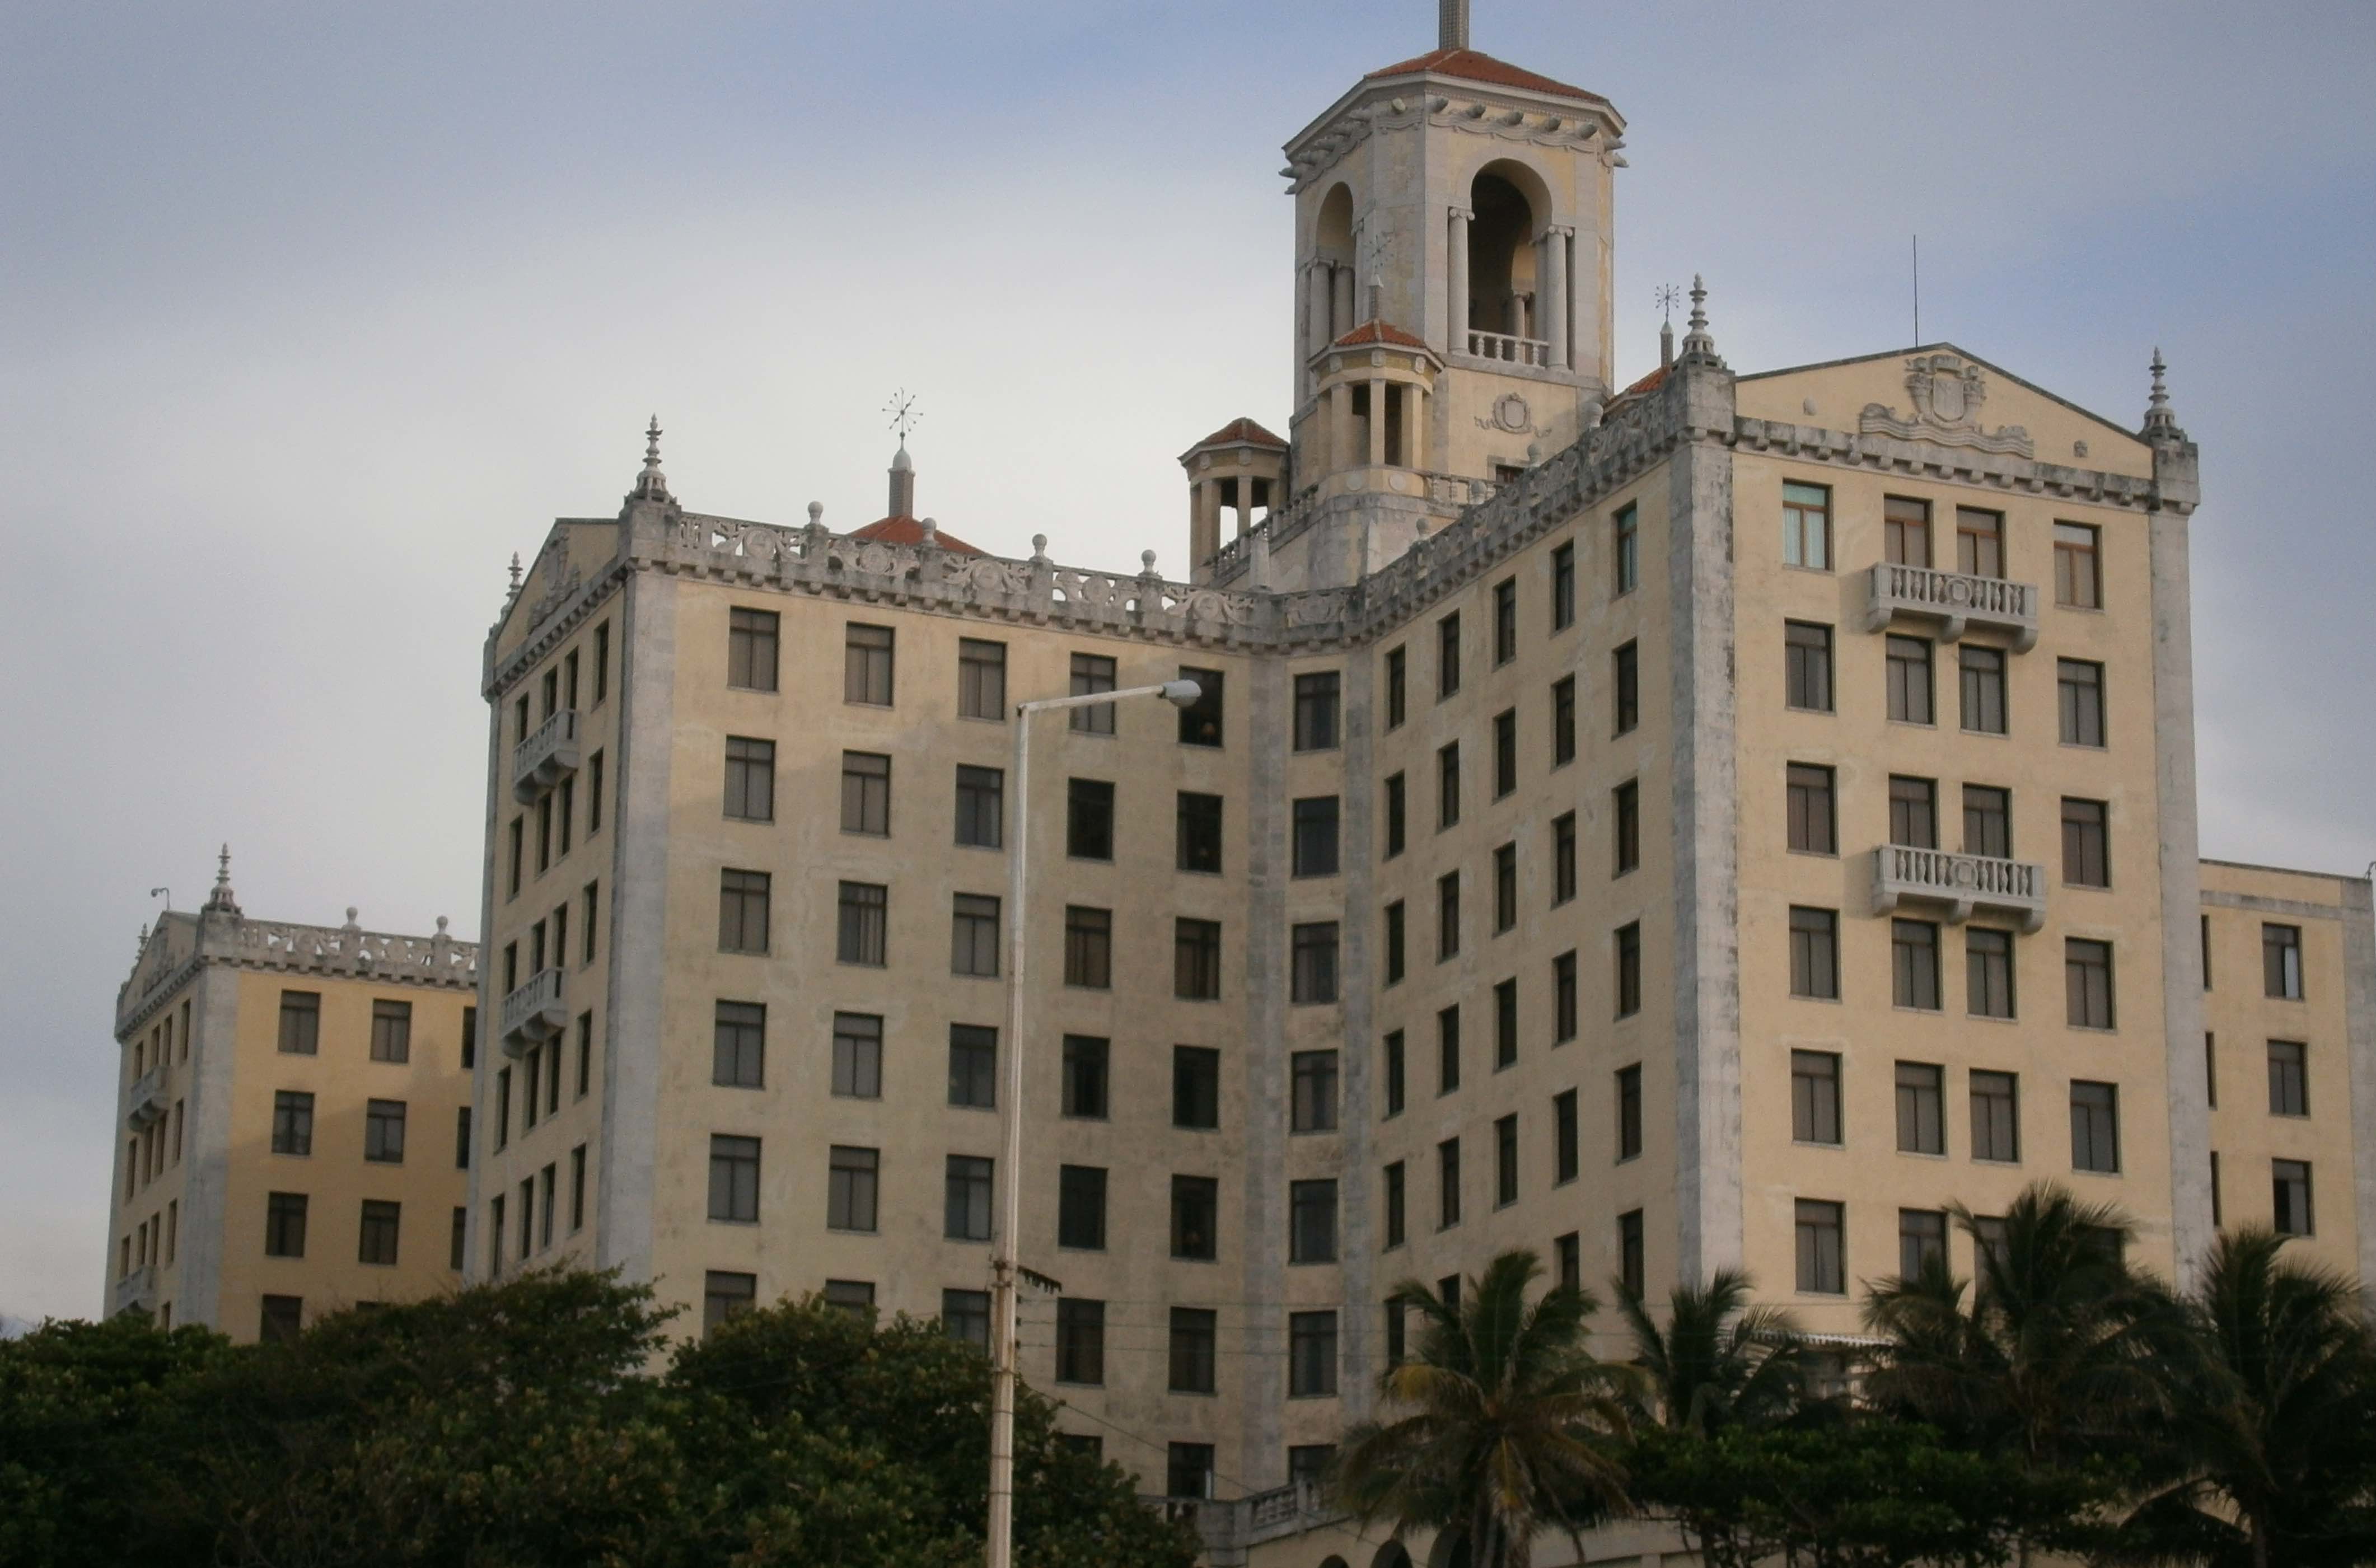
[887,442,916,517]
[1660,317,1675,369]
[1439,0,1468,50]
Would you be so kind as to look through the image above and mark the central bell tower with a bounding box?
[1185,4,1625,588]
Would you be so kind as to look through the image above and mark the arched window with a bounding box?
[1311,184,1358,354]
[1454,160,1563,367]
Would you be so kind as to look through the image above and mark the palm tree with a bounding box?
[2117,1228,2376,1568]
[1335,1249,1636,1568]
[1616,1267,1807,1433]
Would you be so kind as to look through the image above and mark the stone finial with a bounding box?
[137,923,148,959]
[2142,347,2185,439]
[630,415,673,503]
[888,443,917,518]
[436,915,450,934]
[1679,274,1719,362]
[506,552,523,599]
[919,516,939,545]
[806,501,824,526]
[1031,533,1050,565]
[201,844,242,917]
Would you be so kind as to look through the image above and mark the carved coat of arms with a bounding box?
[1860,352,2033,457]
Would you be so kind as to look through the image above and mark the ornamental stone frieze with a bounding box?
[1859,352,2035,458]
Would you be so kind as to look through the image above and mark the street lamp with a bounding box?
[986,677,1202,1568]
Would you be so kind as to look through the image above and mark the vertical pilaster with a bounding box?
[1447,208,1472,355]
[1367,378,1387,466]
[1332,266,1354,339]
[1401,383,1423,470]
[1544,227,1570,371]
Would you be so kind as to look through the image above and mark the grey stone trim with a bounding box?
[1732,417,2161,511]
[1337,649,1378,1428]
[2342,882,2376,1291]
[115,916,475,1039]
[1238,660,1289,1485]
[2148,489,2213,1285]
[2200,888,2358,923]
[463,657,505,1283]
[1666,369,1743,1285]
[596,562,676,1285]
[175,962,242,1329]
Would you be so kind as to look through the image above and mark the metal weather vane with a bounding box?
[884,389,922,444]
[1655,283,1682,325]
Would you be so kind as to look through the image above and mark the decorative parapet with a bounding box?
[1862,563,2038,651]
[127,1065,169,1129]
[111,1266,156,1318]
[1142,1480,1343,1564]
[501,967,568,1055]
[512,708,582,803]
[1732,416,2162,511]
[1466,329,1550,366]
[1870,844,2046,933]
[116,910,479,1038]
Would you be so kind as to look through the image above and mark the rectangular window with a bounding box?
[2208,1032,2219,1106]
[1383,1030,1406,1118]
[952,764,1003,849]
[1176,791,1223,873]
[1894,919,1942,1010]
[1169,1307,1218,1394]
[2054,522,2101,609]
[958,638,1007,720]
[265,1191,308,1258]
[1613,642,1639,734]
[508,817,522,897]
[946,1024,998,1108]
[2274,1159,2314,1235]
[1385,645,1407,729]
[951,893,1001,977]
[1617,1063,1643,1160]
[2062,798,2110,887]
[701,1272,758,1338]
[1784,620,1834,712]
[1438,1137,1461,1228]
[1058,1164,1107,1249]
[1175,919,1222,1000]
[1383,773,1406,858]
[1292,1050,1339,1132]
[2066,938,2116,1028]
[714,1001,767,1089]
[1493,708,1517,797]
[1493,578,1518,664]
[1493,1113,1519,1206]
[1956,507,2005,578]
[570,1144,584,1231]
[1967,928,2016,1018]
[1900,1208,1948,1280]
[1166,1442,1213,1500]
[844,623,894,705]
[2212,1151,2223,1227]
[822,1280,874,1316]
[1068,652,1117,733]
[1293,672,1341,750]
[1783,481,1831,569]
[1972,1070,2020,1162]
[1616,922,1642,1017]
[2071,1082,2121,1173]
[450,1204,467,1270]
[1438,742,1461,829]
[1066,778,1114,860]
[582,881,598,963]
[271,1090,314,1157]
[1887,635,1935,724]
[719,869,771,954]
[364,1098,407,1163]
[2264,924,2304,999]
[1494,977,1519,1069]
[1619,1209,1646,1299]
[1384,900,1406,985]
[1290,1178,1338,1262]
[1291,922,1340,1004]
[1789,907,1840,1000]
[1551,675,1576,766]
[1437,612,1462,698]
[1173,1045,1220,1129]
[1963,784,2012,859]
[1884,495,1931,567]
[259,1294,303,1343]
[455,1106,470,1169]
[1889,775,1938,849]
[1172,1174,1218,1260]
[1795,1199,1845,1293]
[728,607,779,691]
[1438,1004,1461,1094]
[1896,1062,1945,1155]
[1055,1299,1105,1385]
[1551,540,1576,629]
[593,622,610,703]
[358,1200,400,1266]
[1494,843,1518,933]
[1554,950,1578,1043]
[370,1000,413,1063]
[709,1135,760,1223]
[827,1144,878,1230]
[494,1070,509,1152]
[2269,1040,2309,1117]
[1177,666,1224,746]
[462,1005,476,1070]
[1290,1312,1338,1398]
[944,1155,994,1242]
[1959,646,2008,734]
[723,736,775,821]
[1792,1050,1841,1145]
[1055,1033,1111,1120]
[1062,906,1112,989]
[1438,872,1461,960]
[588,751,604,832]
[2059,659,2106,746]
[1383,1160,1407,1247]
[1293,796,1341,877]
[1554,1089,1580,1183]
[1613,503,1639,593]
[825,1009,894,1099]
[1787,764,1836,854]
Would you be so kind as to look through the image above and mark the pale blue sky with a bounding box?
[3,1,2371,1324]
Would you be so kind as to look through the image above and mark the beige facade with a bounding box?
[107,855,479,1340]
[462,14,2372,1568]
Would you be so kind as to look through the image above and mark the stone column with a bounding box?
[1447,208,1471,354]
[1332,266,1355,338]
[1330,383,1353,475]
[1544,228,1570,370]
[1367,378,1387,466]
[1401,382,1423,469]
[1306,264,1331,364]
[1189,479,1206,565]
[1234,474,1255,537]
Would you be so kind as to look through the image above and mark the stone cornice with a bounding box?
[115,913,479,1038]
[1731,416,2178,513]
[1283,81,1619,195]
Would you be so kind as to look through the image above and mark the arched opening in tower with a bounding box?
[1467,166,1544,344]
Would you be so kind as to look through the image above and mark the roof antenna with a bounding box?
[1912,233,1921,346]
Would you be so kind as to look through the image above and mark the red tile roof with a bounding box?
[1189,416,1289,451]
[1612,363,1669,402]
[1332,319,1430,350]
[848,515,985,555]
[1363,48,1608,106]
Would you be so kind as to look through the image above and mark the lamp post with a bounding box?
[986,677,1201,1568]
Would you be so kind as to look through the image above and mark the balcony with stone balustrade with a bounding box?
[1464,329,1550,367]
[112,1265,156,1318]
[501,967,568,1054]
[1861,563,2038,650]
[511,709,582,803]
[1869,844,2047,932]
[126,1064,169,1129]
